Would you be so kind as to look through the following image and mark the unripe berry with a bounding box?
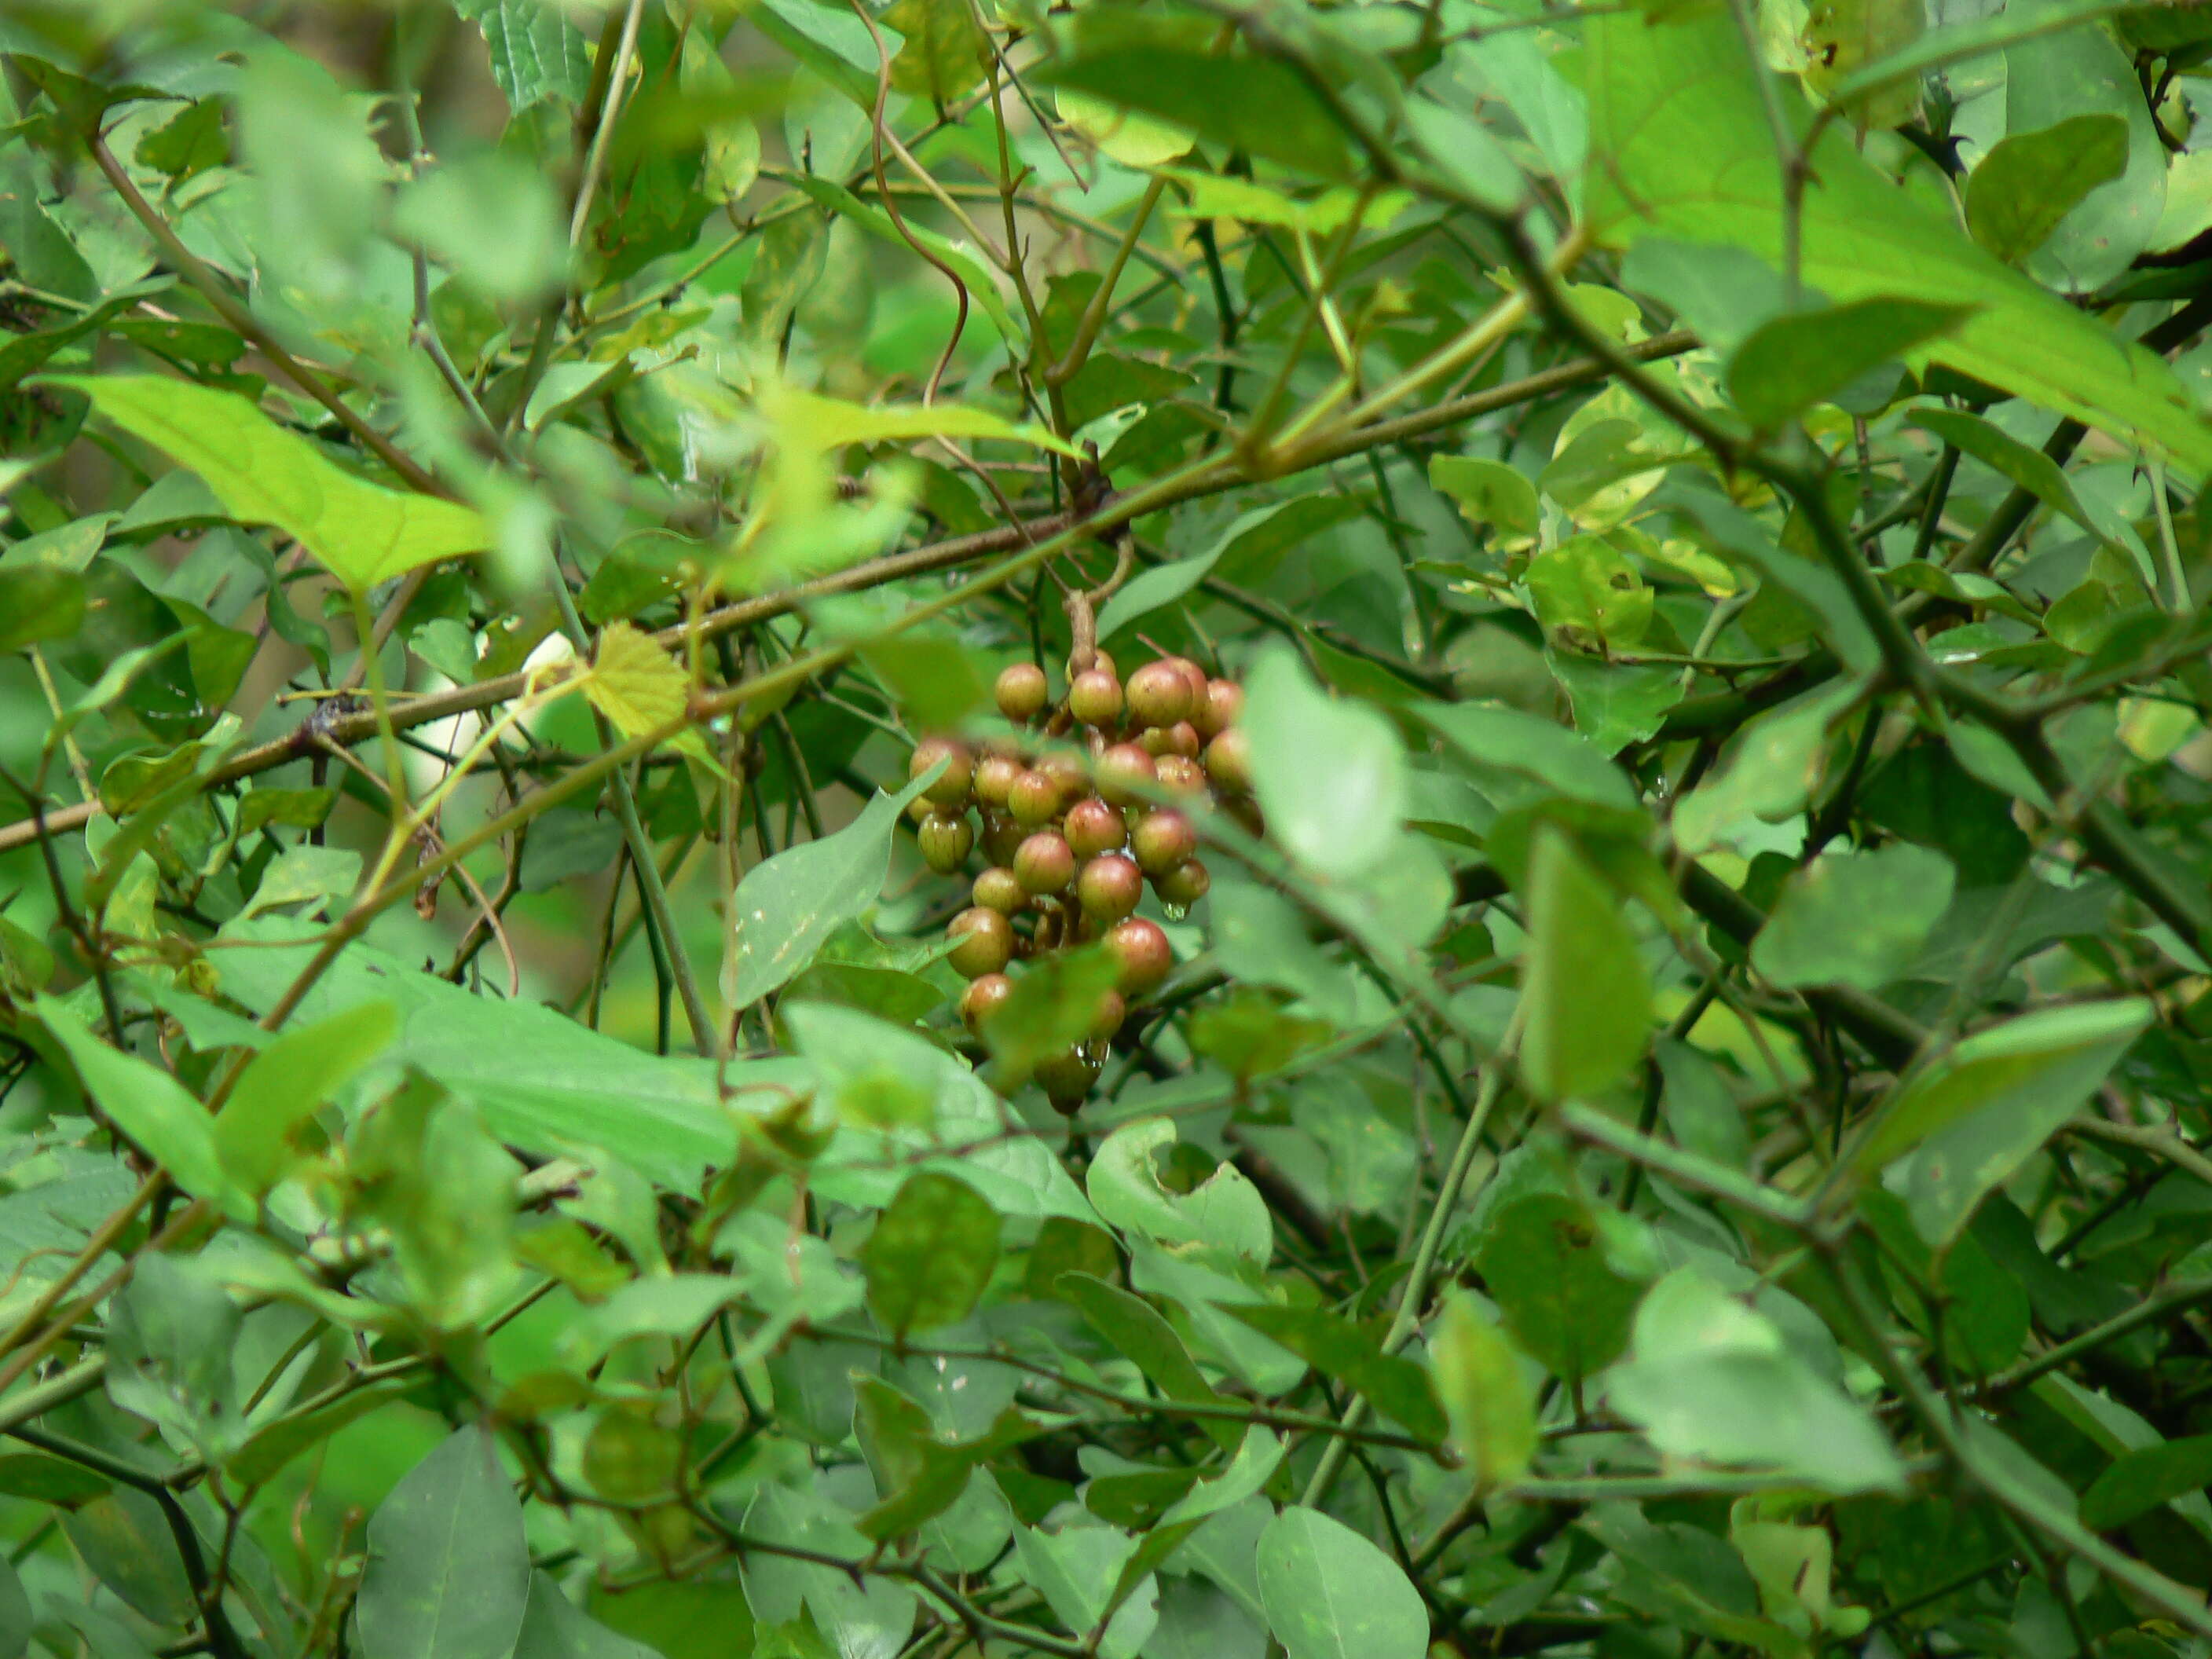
[1036,1047,1102,1112]
[1008,769,1060,826]
[910,737,973,806]
[1088,650,1119,679]
[1034,749,1090,801]
[995,662,1050,723]
[1154,754,1207,797]
[1076,852,1143,923]
[1163,656,1210,708]
[1132,809,1196,877]
[1068,668,1123,728]
[1155,858,1210,909]
[1126,659,1196,728]
[973,752,1022,809]
[1088,987,1127,1044]
[1104,916,1173,997]
[961,972,1014,1032]
[917,811,974,874]
[1014,831,1075,895]
[947,907,1013,978]
[1064,797,1126,859]
[982,811,1027,866]
[906,796,934,826]
[1095,742,1157,808]
[1197,678,1243,739]
[1204,727,1251,794]
[973,866,1026,914]
[1140,720,1201,760]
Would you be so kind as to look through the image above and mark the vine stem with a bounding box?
[1302,1034,1517,1508]
[569,0,647,248]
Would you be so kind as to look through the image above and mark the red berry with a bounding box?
[1014,831,1075,895]
[1163,656,1210,708]
[1131,809,1196,877]
[947,907,1013,978]
[1076,852,1143,923]
[1126,659,1196,728]
[1154,754,1207,797]
[1204,727,1251,794]
[995,662,1050,723]
[1068,669,1123,729]
[1008,769,1060,826]
[1155,859,1210,909]
[961,972,1014,1032]
[1140,720,1201,760]
[1095,742,1157,808]
[1036,1047,1102,1112]
[973,752,1022,808]
[917,811,974,874]
[1064,797,1126,859]
[1104,917,1173,997]
[973,866,1026,914]
[1197,679,1243,739]
[910,738,973,806]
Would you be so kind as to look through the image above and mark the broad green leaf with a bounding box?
[353,1079,522,1331]
[1059,1273,1242,1453]
[105,1251,241,1462]
[789,178,1027,353]
[2005,2,2166,291]
[1417,701,1641,811]
[1524,533,1654,650]
[726,771,937,1011]
[883,0,986,103]
[754,0,903,109]
[1255,1507,1426,1659]
[37,996,229,1207]
[357,1427,531,1659]
[1100,497,1356,642]
[1087,1118,1273,1265]
[1430,1292,1536,1494]
[1672,681,1860,855]
[743,1481,918,1654]
[861,1170,1002,1336]
[1965,113,2128,265]
[1518,827,1652,1102]
[1245,642,1408,878]
[1803,0,1925,127]
[1013,1523,1159,1659]
[1863,999,2154,1246]
[1547,654,1682,755]
[513,1574,661,1659]
[1910,407,2140,561]
[1608,1268,1907,1493]
[0,566,84,652]
[215,1001,397,1197]
[1726,298,1973,427]
[582,622,690,740]
[1751,844,1955,991]
[1429,455,1539,544]
[980,947,1124,1080]
[1223,1303,1448,1442]
[1473,1192,1649,1383]
[1583,9,2212,474]
[0,1557,26,1659]
[2080,1435,2212,1531]
[53,377,489,589]
[455,0,594,110]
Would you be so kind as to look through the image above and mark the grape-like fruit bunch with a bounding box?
[910,651,1254,1112]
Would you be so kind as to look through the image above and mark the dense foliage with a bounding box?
[3,0,2212,1654]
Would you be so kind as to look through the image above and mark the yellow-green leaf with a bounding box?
[1430,1292,1536,1494]
[584,623,690,741]
[50,375,490,589]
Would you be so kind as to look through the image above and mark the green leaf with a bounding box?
[1430,1291,1536,1494]
[790,178,1027,353]
[0,565,85,652]
[1245,641,1408,878]
[1910,406,2131,554]
[1429,456,1540,544]
[1726,298,1974,427]
[52,377,489,590]
[1524,534,1654,650]
[1059,1273,1242,1454]
[1518,827,1652,1101]
[357,1427,532,1659]
[1583,9,2212,474]
[134,97,228,181]
[1547,654,1683,755]
[754,0,903,109]
[726,772,937,1011]
[1751,844,1956,991]
[0,1556,27,1659]
[744,1480,919,1651]
[36,996,229,1208]
[1222,1303,1447,1442]
[1607,1268,1907,1494]
[862,1170,1002,1336]
[1088,1118,1273,1265]
[1255,1507,1427,1659]
[1858,999,2153,1247]
[1416,701,1641,811]
[2080,1434,2212,1531]
[883,0,986,102]
[1965,113,2129,265]
[455,0,595,110]
[1472,1192,1649,1384]
[105,1251,242,1462]
[980,947,1124,1081]
[1013,1523,1159,1659]
[513,1574,660,1659]
[215,1001,397,1198]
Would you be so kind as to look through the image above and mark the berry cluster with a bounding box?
[909,652,1254,1110]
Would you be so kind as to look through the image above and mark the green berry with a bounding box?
[1095,742,1157,808]
[973,752,1023,808]
[972,866,1026,913]
[1132,809,1196,877]
[917,811,974,874]
[1126,659,1196,728]
[1076,852,1143,922]
[910,737,973,806]
[1014,830,1076,895]
[1154,754,1208,798]
[947,907,1014,978]
[1104,916,1173,997]
[960,972,1014,1033]
[996,662,1050,723]
[1203,727,1251,794]
[1197,678,1243,739]
[1140,720,1201,760]
[1064,797,1125,859]
[1069,668,1124,728]
[1036,1046,1103,1112]
[1008,768,1060,826]
[1155,858,1210,909]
